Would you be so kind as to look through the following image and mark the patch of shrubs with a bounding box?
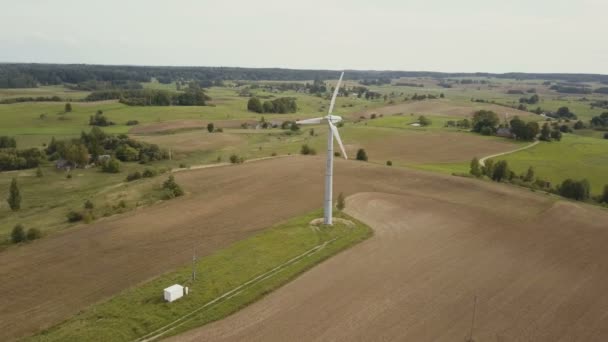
[300,144,317,155]
[10,224,42,244]
[101,158,121,173]
[126,168,159,182]
[126,120,139,126]
[229,154,245,164]
[67,210,84,222]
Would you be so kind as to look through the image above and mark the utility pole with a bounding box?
[192,249,197,281]
[467,295,478,342]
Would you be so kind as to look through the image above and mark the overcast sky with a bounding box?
[1,0,606,74]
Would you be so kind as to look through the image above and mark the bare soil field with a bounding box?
[170,188,608,341]
[354,99,535,119]
[350,130,519,164]
[129,119,257,134]
[134,130,245,153]
[2,157,608,340]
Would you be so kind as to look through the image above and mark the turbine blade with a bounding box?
[327,71,344,115]
[329,121,347,159]
[295,117,324,125]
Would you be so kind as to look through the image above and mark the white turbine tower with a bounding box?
[296,72,347,225]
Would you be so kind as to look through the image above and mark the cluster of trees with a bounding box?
[590,112,608,127]
[519,94,539,104]
[356,148,368,161]
[46,127,168,168]
[89,110,114,126]
[539,123,563,141]
[471,110,500,135]
[247,97,297,114]
[546,106,577,120]
[445,119,471,129]
[557,179,591,201]
[85,85,210,106]
[410,93,442,101]
[0,148,44,171]
[509,117,539,141]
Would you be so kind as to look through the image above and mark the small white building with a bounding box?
[164,284,184,302]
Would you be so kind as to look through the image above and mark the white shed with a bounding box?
[164,284,184,302]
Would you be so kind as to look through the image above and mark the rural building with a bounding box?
[163,284,184,302]
[496,127,515,139]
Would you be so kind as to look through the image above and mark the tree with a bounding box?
[524,166,535,182]
[162,175,184,198]
[418,115,432,127]
[290,122,300,131]
[247,97,263,113]
[207,122,215,133]
[36,166,43,177]
[309,128,315,136]
[356,148,368,161]
[336,192,345,211]
[540,123,551,141]
[492,160,509,182]
[7,178,21,211]
[574,120,584,129]
[600,185,608,203]
[11,224,26,243]
[482,159,494,178]
[64,102,72,112]
[470,157,482,177]
[558,179,590,201]
[551,130,562,141]
[386,160,392,166]
[472,110,499,133]
[263,101,274,113]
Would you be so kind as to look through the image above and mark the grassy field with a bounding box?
[28,210,372,342]
[0,85,90,101]
[499,134,608,195]
[0,161,170,244]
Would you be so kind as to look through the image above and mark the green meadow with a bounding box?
[28,210,372,342]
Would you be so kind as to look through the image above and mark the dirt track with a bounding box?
[2,157,608,340]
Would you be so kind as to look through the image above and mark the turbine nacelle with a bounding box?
[295,71,347,160]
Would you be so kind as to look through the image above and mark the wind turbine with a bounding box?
[296,72,347,225]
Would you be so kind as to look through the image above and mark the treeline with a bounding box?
[85,86,210,106]
[469,158,608,205]
[0,96,63,104]
[0,148,45,171]
[3,63,608,89]
[247,97,297,114]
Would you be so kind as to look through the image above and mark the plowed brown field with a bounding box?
[2,157,608,341]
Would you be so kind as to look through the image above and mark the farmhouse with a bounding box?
[496,127,515,139]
